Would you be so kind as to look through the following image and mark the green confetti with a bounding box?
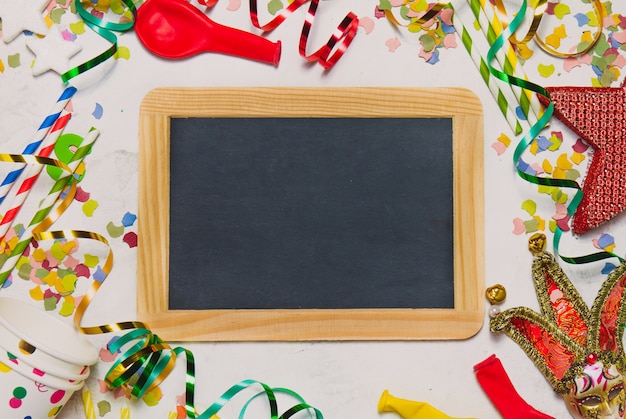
[7,53,20,68]
[267,0,283,15]
[18,263,32,281]
[97,400,111,416]
[524,219,540,233]
[44,296,58,311]
[106,221,125,238]
[565,169,581,181]
[49,7,66,24]
[36,268,49,280]
[378,0,392,11]
[419,34,436,51]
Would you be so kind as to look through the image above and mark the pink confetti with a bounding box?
[60,29,76,41]
[563,54,593,72]
[491,142,507,156]
[226,0,240,11]
[97,379,109,393]
[614,31,626,44]
[442,33,456,49]
[552,203,568,220]
[418,49,433,61]
[530,163,544,175]
[99,348,117,362]
[74,186,90,202]
[74,263,91,278]
[390,0,403,6]
[123,232,138,248]
[613,54,626,69]
[62,255,79,269]
[359,16,374,34]
[385,37,401,52]
[556,217,570,232]
[439,8,453,25]
[592,238,601,249]
[374,6,385,19]
[572,138,589,153]
[513,218,526,235]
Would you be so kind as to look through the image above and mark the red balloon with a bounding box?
[135,0,281,66]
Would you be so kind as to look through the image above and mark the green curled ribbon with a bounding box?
[61,0,137,84]
[486,0,623,265]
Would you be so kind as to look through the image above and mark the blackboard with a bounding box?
[137,87,484,341]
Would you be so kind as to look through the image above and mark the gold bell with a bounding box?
[485,284,506,305]
[528,233,547,256]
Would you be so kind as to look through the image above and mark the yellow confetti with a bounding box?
[542,159,553,174]
[538,63,555,78]
[556,153,573,171]
[59,298,75,317]
[0,59,5,73]
[54,277,67,294]
[82,199,99,217]
[61,274,78,293]
[29,286,44,301]
[497,133,511,147]
[570,152,585,165]
[84,254,99,268]
[62,240,77,254]
[605,243,617,253]
[553,167,567,180]
[114,46,131,60]
[32,247,47,262]
[51,241,66,261]
[516,42,534,60]
[69,21,86,35]
[521,199,537,216]
[43,271,58,286]
[529,140,540,155]
[143,386,163,407]
[533,215,545,231]
[553,3,570,19]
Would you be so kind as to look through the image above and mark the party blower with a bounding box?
[378,390,477,419]
[135,0,281,66]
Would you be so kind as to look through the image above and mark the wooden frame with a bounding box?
[137,87,484,341]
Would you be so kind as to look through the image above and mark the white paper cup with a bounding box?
[0,298,98,418]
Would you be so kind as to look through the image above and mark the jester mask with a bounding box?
[491,234,626,418]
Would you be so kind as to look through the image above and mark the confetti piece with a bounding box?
[556,217,570,231]
[99,347,117,362]
[143,386,162,406]
[267,0,282,15]
[123,231,137,248]
[538,63,555,77]
[97,379,109,394]
[58,298,74,316]
[92,103,103,119]
[553,203,568,220]
[570,151,586,165]
[106,222,125,238]
[524,218,540,233]
[491,142,507,156]
[553,3,570,19]
[556,153,573,171]
[513,218,526,235]
[602,262,617,275]
[120,212,136,227]
[597,233,615,249]
[44,295,58,310]
[542,159,553,174]
[75,186,90,202]
[8,53,21,68]
[359,16,374,34]
[83,254,99,268]
[521,199,536,216]
[49,7,65,23]
[69,21,85,34]
[29,286,44,300]
[574,12,589,26]
[82,199,99,217]
[497,133,511,147]
[93,266,106,283]
[226,0,240,11]
[535,135,552,151]
[114,45,130,60]
[97,400,111,416]
[385,37,401,52]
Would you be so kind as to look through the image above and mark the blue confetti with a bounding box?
[591,65,603,77]
[121,212,137,227]
[535,135,552,151]
[1,276,12,289]
[515,106,528,121]
[609,34,621,49]
[93,266,106,283]
[573,13,589,27]
[92,103,104,120]
[598,234,615,249]
[441,22,455,34]
[517,159,537,176]
[426,50,440,65]
[602,262,617,275]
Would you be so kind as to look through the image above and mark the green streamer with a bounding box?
[486,0,623,264]
[61,0,137,84]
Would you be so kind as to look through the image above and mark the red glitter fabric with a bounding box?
[542,80,626,235]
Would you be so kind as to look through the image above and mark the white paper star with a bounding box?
[0,0,49,43]
[26,26,82,75]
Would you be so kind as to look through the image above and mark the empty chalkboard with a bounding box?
[137,87,484,341]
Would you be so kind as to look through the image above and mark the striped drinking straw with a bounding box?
[0,110,73,240]
[0,128,100,287]
[0,87,76,205]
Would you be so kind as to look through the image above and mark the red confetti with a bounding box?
[74,186,91,202]
[123,231,137,248]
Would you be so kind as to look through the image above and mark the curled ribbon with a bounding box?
[61,0,137,84]
[249,0,359,69]
[487,0,622,264]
